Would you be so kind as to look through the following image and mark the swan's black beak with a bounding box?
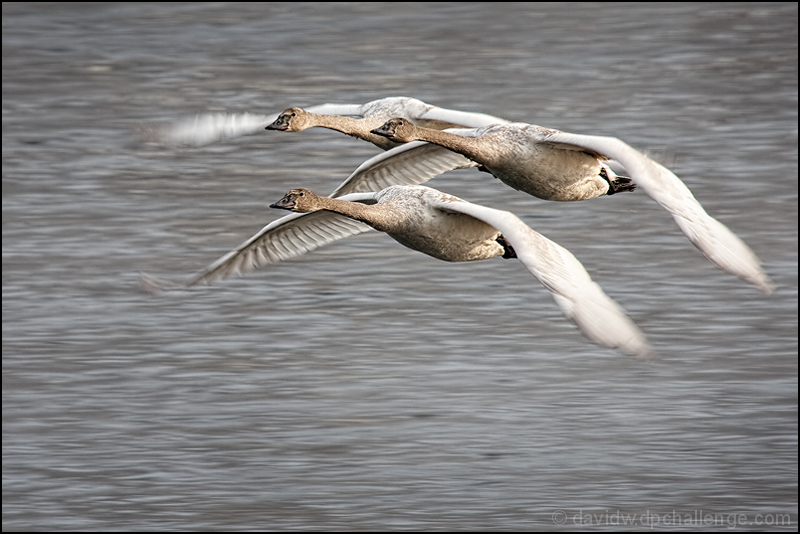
[370,122,396,138]
[270,194,295,210]
[266,114,290,131]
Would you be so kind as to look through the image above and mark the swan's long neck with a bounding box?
[308,114,367,136]
[314,196,395,232]
[309,114,397,148]
[410,128,488,164]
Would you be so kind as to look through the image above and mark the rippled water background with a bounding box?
[3,3,797,530]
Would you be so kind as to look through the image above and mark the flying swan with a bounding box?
[143,96,509,149]
[367,119,775,294]
[141,185,655,359]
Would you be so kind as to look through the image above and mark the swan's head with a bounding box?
[370,117,418,143]
[266,108,312,132]
[270,188,324,213]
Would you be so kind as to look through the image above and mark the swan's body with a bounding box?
[141,185,654,359]
[373,120,633,201]
[146,96,509,149]
[370,119,775,294]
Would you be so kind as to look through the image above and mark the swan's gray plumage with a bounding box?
[368,119,774,294]
[329,137,478,197]
[142,185,654,359]
[144,96,508,148]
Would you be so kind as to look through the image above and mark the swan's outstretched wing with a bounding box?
[142,103,366,147]
[329,130,482,197]
[140,193,377,291]
[141,112,275,147]
[433,196,655,359]
[418,107,511,128]
[543,130,775,294]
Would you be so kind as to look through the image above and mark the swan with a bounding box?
[144,96,509,149]
[370,119,775,294]
[141,185,655,359]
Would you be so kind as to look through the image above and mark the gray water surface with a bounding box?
[3,3,797,531]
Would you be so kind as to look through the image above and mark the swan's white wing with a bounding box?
[143,112,278,147]
[141,193,377,291]
[432,196,655,359]
[419,107,511,128]
[329,139,478,197]
[543,130,775,294]
[293,103,365,116]
[142,103,367,147]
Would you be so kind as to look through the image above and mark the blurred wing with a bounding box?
[433,197,655,359]
[141,193,377,290]
[143,112,276,147]
[544,130,775,294]
[330,129,482,197]
[419,107,511,128]
[141,103,367,147]
[295,103,366,117]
